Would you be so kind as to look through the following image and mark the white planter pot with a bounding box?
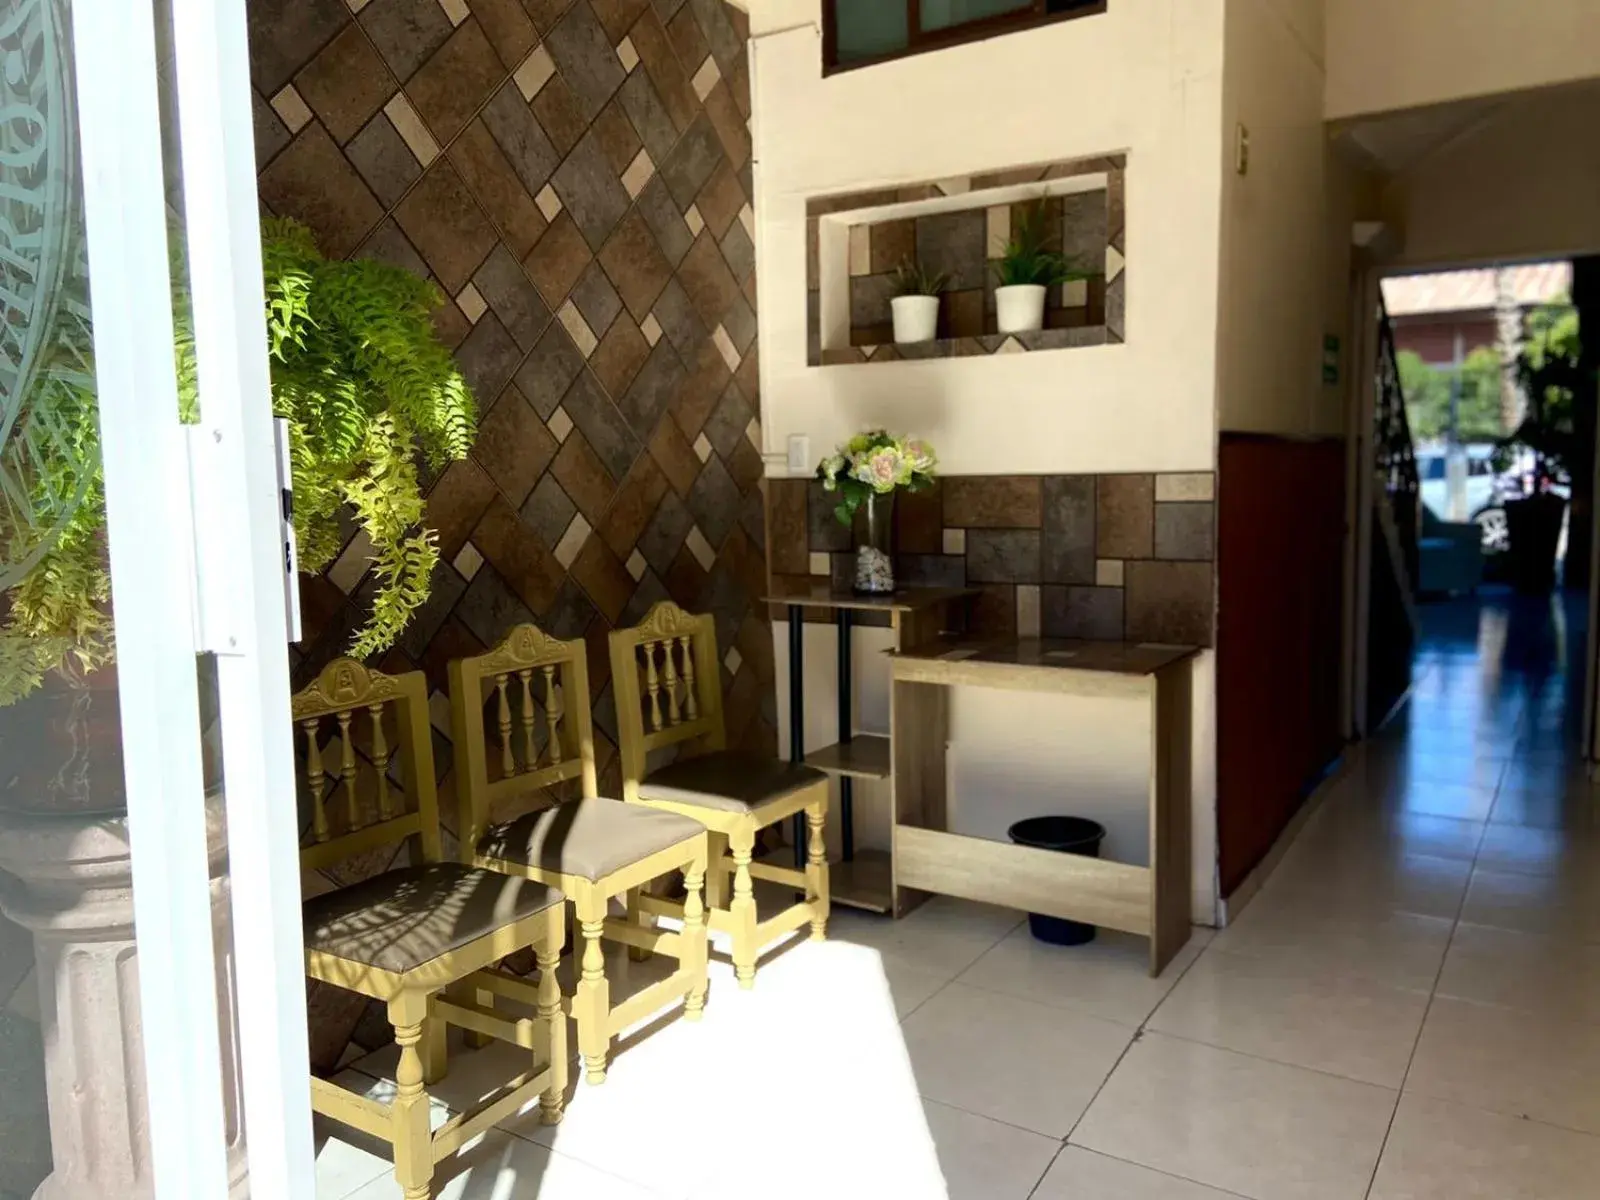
[891,294,940,344]
[995,284,1047,334]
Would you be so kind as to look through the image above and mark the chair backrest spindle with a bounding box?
[608,603,725,802]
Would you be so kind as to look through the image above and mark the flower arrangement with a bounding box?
[817,430,938,524]
[817,430,937,594]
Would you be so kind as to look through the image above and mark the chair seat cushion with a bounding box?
[303,863,562,976]
[638,751,827,814]
[476,798,704,882]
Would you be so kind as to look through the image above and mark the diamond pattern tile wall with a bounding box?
[254,0,766,1073]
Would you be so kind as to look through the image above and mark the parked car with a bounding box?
[1415,444,1566,555]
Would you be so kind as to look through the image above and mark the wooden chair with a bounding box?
[294,660,567,1200]
[608,602,830,988]
[449,624,710,1086]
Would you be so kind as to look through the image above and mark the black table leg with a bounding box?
[787,605,806,867]
[837,608,855,862]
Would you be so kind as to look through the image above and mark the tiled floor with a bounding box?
[311,588,1600,1199]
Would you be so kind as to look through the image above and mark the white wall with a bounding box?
[750,0,1227,476]
[751,1,1227,922]
[1325,0,1600,121]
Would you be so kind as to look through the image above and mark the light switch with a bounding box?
[787,434,810,473]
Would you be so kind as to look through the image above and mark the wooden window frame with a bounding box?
[822,0,1108,76]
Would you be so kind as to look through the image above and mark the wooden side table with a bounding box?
[889,638,1196,975]
[764,583,975,912]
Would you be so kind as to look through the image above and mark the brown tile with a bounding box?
[582,615,614,693]
[1042,585,1123,640]
[394,161,498,292]
[591,0,649,40]
[432,295,472,349]
[765,479,807,575]
[734,340,759,405]
[666,5,709,68]
[694,159,744,240]
[1097,474,1154,559]
[663,540,709,608]
[571,535,634,622]
[627,8,698,133]
[472,495,565,613]
[894,482,943,555]
[346,113,422,208]
[1124,561,1213,646]
[294,23,394,145]
[472,387,558,507]
[721,523,766,601]
[648,412,701,497]
[247,0,351,93]
[726,437,762,494]
[1154,502,1215,561]
[678,231,740,329]
[598,454,669,558]
[701,80,749,170]
[598,209,673,322]
[523,0,575,34]
[592,98,644,175]
[942,477,1042,529]
[356,0,451,83]
[590,311,651,397]
[522,211,593,308]
[944,289,984,338]
[670,342,730,441]
[407,20,504,145]
[806,219,820,288]
[735,612,773,683]
[970,584,1018,639]
[259,123,382,258]
[419,616,486,694]
[726,52,750,119]
[869,217,914,275]
[551,429,617,522]
[448,120,549,260]
[425,457,497,560]
[532,75,589,157]
[471,0,537,69]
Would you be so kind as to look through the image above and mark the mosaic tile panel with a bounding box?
[766,473,1214,646]
[256,0,765,1073]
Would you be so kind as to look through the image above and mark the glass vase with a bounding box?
[852,492,896,594]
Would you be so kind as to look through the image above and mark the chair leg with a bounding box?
[419,1004,448,1085]
[536,905,567,1124]
[574,892,611,1084]
[460,981,492,1050]
[704,831,730,910]
[625,886,652,962]
[728,825,759,990]
[682,844,709,1019]
[387,994,434,1200]
[805,797,830,942]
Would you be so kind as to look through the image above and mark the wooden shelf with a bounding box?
[807,735,892,780]
[755,846,894,915]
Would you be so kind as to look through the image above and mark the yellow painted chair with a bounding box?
[449,624,710,1086]
[608,602,830,988]
[294,660,567,1200]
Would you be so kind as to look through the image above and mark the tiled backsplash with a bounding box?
[254,0,770,1071]
[766,472,1215,647]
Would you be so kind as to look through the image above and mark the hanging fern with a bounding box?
[0,218,477,705]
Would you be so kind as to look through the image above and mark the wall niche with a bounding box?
[806,153,1126,365]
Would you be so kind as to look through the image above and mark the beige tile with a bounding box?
[684,203,705,238]
[848,224,870,276]
[382,93,438,167]
[1211,900,1453,992]
[451,541,483,581]
[1035,1148,1242,1200]
[1015,583,1041,638]
[711,323,741,372]
[985,205,1009,257]
[620,148,655,198]
[691,54,721,101]
[1095,558,1125,587]
[1154,472,1214,503]
[547,405,573,443]
[901,983,1135,1137]
[1408,995,1600,1135]
[1460,864,1600,942]
[1073,1033,1396,1200]
[1149,948,1430,1087]
[454,282,487,324]
[558,301,598,358]
[922,1099,1059,1200]
[692,432,713,463]
[826,896,1021,978]
[436,0,469,26]
[513,45,556,100]
[1262,850,1471,920]
[685,525,714,571]
[1369,1093,1600,1200]
[1061,278,1089,306]
[957,925,1207,1025]
[640,312,663,346]
[942,528,966,555]
[535,183,563,221]
[739,202,755,240]
[269,84,313,133]
[1437,922,1600,1024]
[328,529,374,593]
[625,549,647,581]
[1475,822,1600,876]
[615,35,639,73]
[808,551,830,577]
[1106,243,1126,282]
[1291,805,1485,864]
[744,415,761,449]
[553,513,591,569]
[722,646,742,675]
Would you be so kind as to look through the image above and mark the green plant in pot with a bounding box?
[1495,301,1580,593]
[993,200,1085,335]
[888,258,949,346]
[0,217,478,814]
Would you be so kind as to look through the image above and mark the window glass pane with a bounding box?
[833,0,910,62]
[920,0,1033,33]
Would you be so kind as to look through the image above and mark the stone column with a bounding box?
[0,803,249,1200]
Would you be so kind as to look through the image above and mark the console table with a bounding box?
[889,638,1196,975]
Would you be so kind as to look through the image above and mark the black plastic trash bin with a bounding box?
[1007,816,1107,946]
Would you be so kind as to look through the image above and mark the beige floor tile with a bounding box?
[1288,807,1486,864]
[1364,748,1508,793]
[827,896,1022,978]
[1148,949,1430,1087]
[1034,1147,1246,1199]
[1071,1033,1396,1200]
[339,1127,666,1199]
[1460,866,1600,943]
[1406,996,1600,1135]
[1369,1093,1600,1200]
[1355,779,1498,822]
[1488,785,1600,831]
[1474,823,1600,876]
[1263,850,1471,920]
[954,926,1208,1025]
[1436,923,1600,1024]
[900,982,1134,1138]
[1210,901,1453,993]
[922,1099,1060,1200]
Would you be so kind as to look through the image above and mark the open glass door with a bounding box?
[0,0,314,1194]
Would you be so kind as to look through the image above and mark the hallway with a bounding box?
[308,589,1600,1199]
